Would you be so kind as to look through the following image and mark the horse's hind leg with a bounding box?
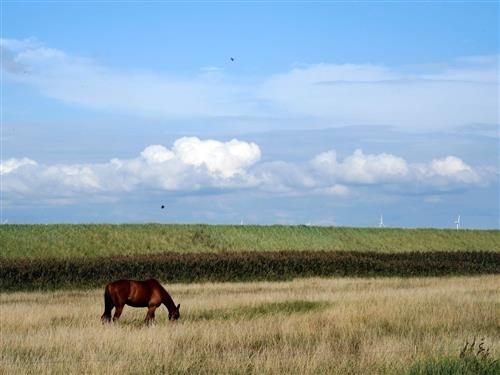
[113,304,124,322]
[101,289,114,323]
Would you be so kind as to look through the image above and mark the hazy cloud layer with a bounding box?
[2,137,494,200]
[1,38,258,117]
[259,62,498,128]
[2,37,498,128]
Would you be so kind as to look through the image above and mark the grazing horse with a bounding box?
[101,279,180,325]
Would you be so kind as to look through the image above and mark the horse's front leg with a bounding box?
[145,305,157,326]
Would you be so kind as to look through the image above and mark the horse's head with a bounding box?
[169,303,180,321]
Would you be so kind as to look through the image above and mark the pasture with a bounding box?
[1,276,499,374]
[1,224,499,258]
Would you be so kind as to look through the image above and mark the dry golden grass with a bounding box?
[1,276,499,374]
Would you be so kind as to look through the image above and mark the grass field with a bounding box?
[1,276,499,374]
[1,224,499,258]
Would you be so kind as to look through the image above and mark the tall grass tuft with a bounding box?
[407,338,499,375]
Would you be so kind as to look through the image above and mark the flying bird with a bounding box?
[161,205,165,209]
[230,57,235,62]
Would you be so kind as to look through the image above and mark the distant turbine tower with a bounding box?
[379,214,385,228]
[454,215,461,230]
[240,219,244,225]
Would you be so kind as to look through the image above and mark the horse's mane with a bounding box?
[151,279,176,309]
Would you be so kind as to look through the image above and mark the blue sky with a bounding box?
[1,1,499,228]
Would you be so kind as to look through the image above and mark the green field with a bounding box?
[1,224,499,258]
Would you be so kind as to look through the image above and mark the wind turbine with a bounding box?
[454,215,461,230]
[379,214,385,228]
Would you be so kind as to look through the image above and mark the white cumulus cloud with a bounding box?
[412,156,481,185]
[172,137,261,178]
[429,156,474,176]
[140,145,175,164]
[312,149,409,184]
[2,138,262,196]
[0,157,37,175]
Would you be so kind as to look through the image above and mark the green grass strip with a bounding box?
[189,300,330,321]
[1,224,499,258]
[406,355,500,375]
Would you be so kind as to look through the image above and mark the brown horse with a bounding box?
[101,279,180,325]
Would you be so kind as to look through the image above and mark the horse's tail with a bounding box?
[101,285,114,323]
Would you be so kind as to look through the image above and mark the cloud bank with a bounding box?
[2,137,494,201]
[2,37,498,128]
[2,138,261,195]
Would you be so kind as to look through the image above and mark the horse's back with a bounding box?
[105,279,164,307]
[106,279,131,290]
